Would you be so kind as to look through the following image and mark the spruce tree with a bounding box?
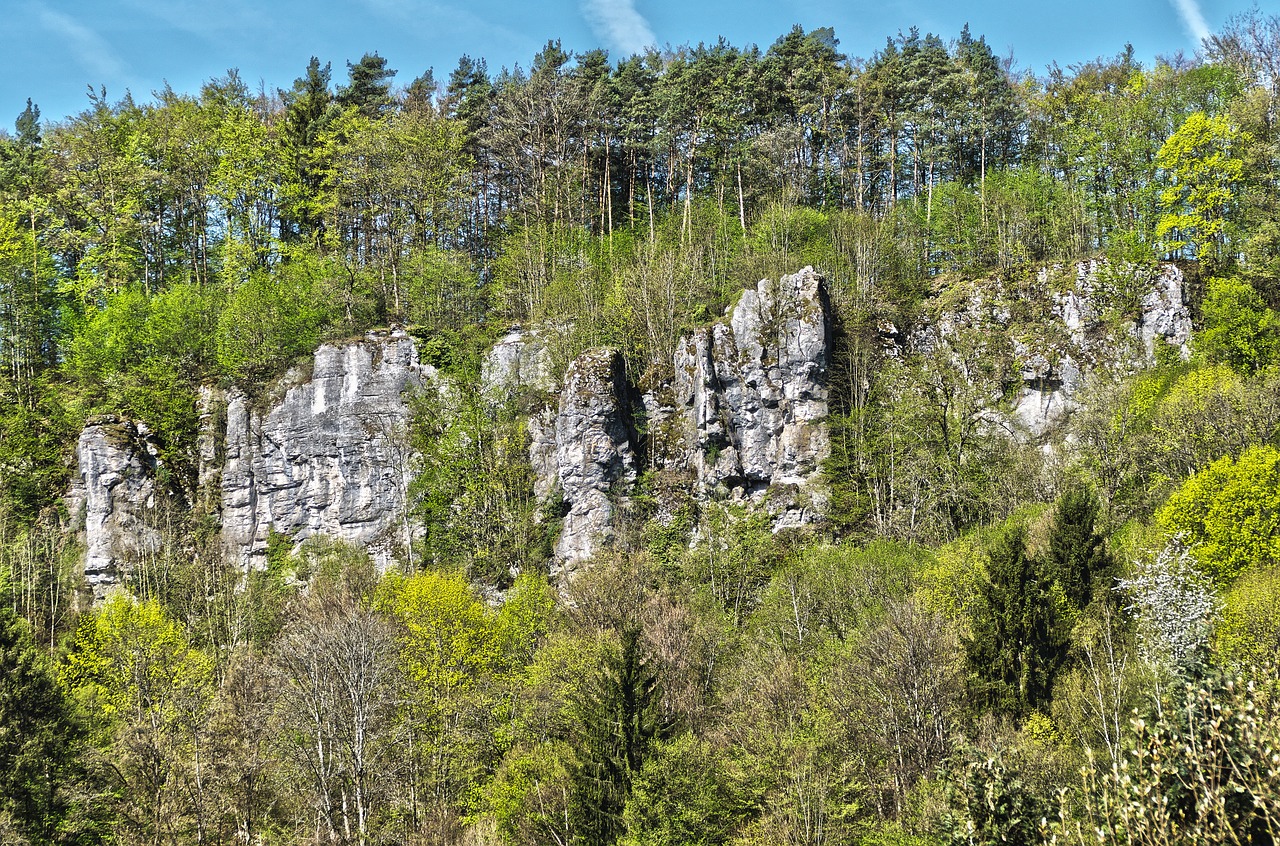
[965,524,1067,717]
[572,627,673,846]
[1045,484,1114,612]
[0,608,83,843]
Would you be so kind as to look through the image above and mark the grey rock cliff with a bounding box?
[668,268,829,502]
[70,262,1192,592]
[1011,261,1191,437]
[482,326,557,394]
[537,268,832,571]
[544,348,638,575]
[909,260,1193,439]
[215,328,433,569]
[66,418,164,598]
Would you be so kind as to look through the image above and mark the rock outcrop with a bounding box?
[535,268,832,569]
[72,261,1188,591]
[666,268,830,511]
[212,328,433,570]
[910,260,1193,439]
[544,349,639,575]
[66,418,164,599]
[482,326,556,394]
[70,271,833,590]
[1010,261,1192,437]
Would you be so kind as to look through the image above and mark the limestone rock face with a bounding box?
[1013,261,1191,437]
[482,327,556,394]
[537,268,832,572]
[66,418,164,599]
[667,268,829,508]
[547,348,638,575]
[1136,263,1193,354]
[660,267,829,522]
[216,328,432,569]
[914,260,1193,439]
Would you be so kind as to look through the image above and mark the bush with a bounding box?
[216,262,331,382]
[1050,666,1280,845]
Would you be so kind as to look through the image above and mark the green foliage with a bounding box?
[964,523,1068,718]
[0,375,75,518]
[685,504,785,627]
[571,627,675,846]
[0,608,87,845]
[485,740,578,846]
[410,373,546,585]
[621,734,750,846]
[338,53,398,118]
[400,245,484,333]
[1158,445,1280,582]
[1216,565,1280,668]
[1197,275,1280,373]
[382,568,499,698]
[1043,484,1114,612]
[1147,363,1280,482]
[215,254,334,383]
[67,283,221,469]
[1155,112,1244,264]
[936,746,1056,846]
[1054,666,1280,845]
[60,593,213,736]
[59,595,215,845]
[749,540,926,651]
[242,531,297,647]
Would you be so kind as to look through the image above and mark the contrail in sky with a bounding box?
[1169,0,1212,47]
[581,0,657,57]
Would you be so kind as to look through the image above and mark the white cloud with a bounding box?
[1169,0,1212,47]
[580,0,657,57]
[37,8,127,80]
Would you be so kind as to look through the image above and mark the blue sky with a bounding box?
[0,0,1242,126]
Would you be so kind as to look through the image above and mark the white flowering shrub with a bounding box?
[1116,540,1218,674]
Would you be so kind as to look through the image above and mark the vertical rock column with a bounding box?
[670,266,830,509]
[215,329,433,570]
[66,418,164,599]
[550,348,638,576]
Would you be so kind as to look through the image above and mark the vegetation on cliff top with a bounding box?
[3,11,1280,845]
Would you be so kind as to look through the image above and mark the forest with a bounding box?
[3,8,1280,845]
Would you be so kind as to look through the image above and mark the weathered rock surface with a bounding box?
[66,418,164,599]
[213,328,433,570]
[482,326,557,394]
[666,268,830,512]
[911,260,1193,439]
[546,348,638,575]
[537,268,832,570]
[75,261,1186,589]
[1012,261,1191,437]
[69,273,833,588]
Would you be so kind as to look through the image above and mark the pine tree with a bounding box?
[278,57,337,242]
[338,53,398,119]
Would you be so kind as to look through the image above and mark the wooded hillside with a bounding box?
[3,12,1280,845]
